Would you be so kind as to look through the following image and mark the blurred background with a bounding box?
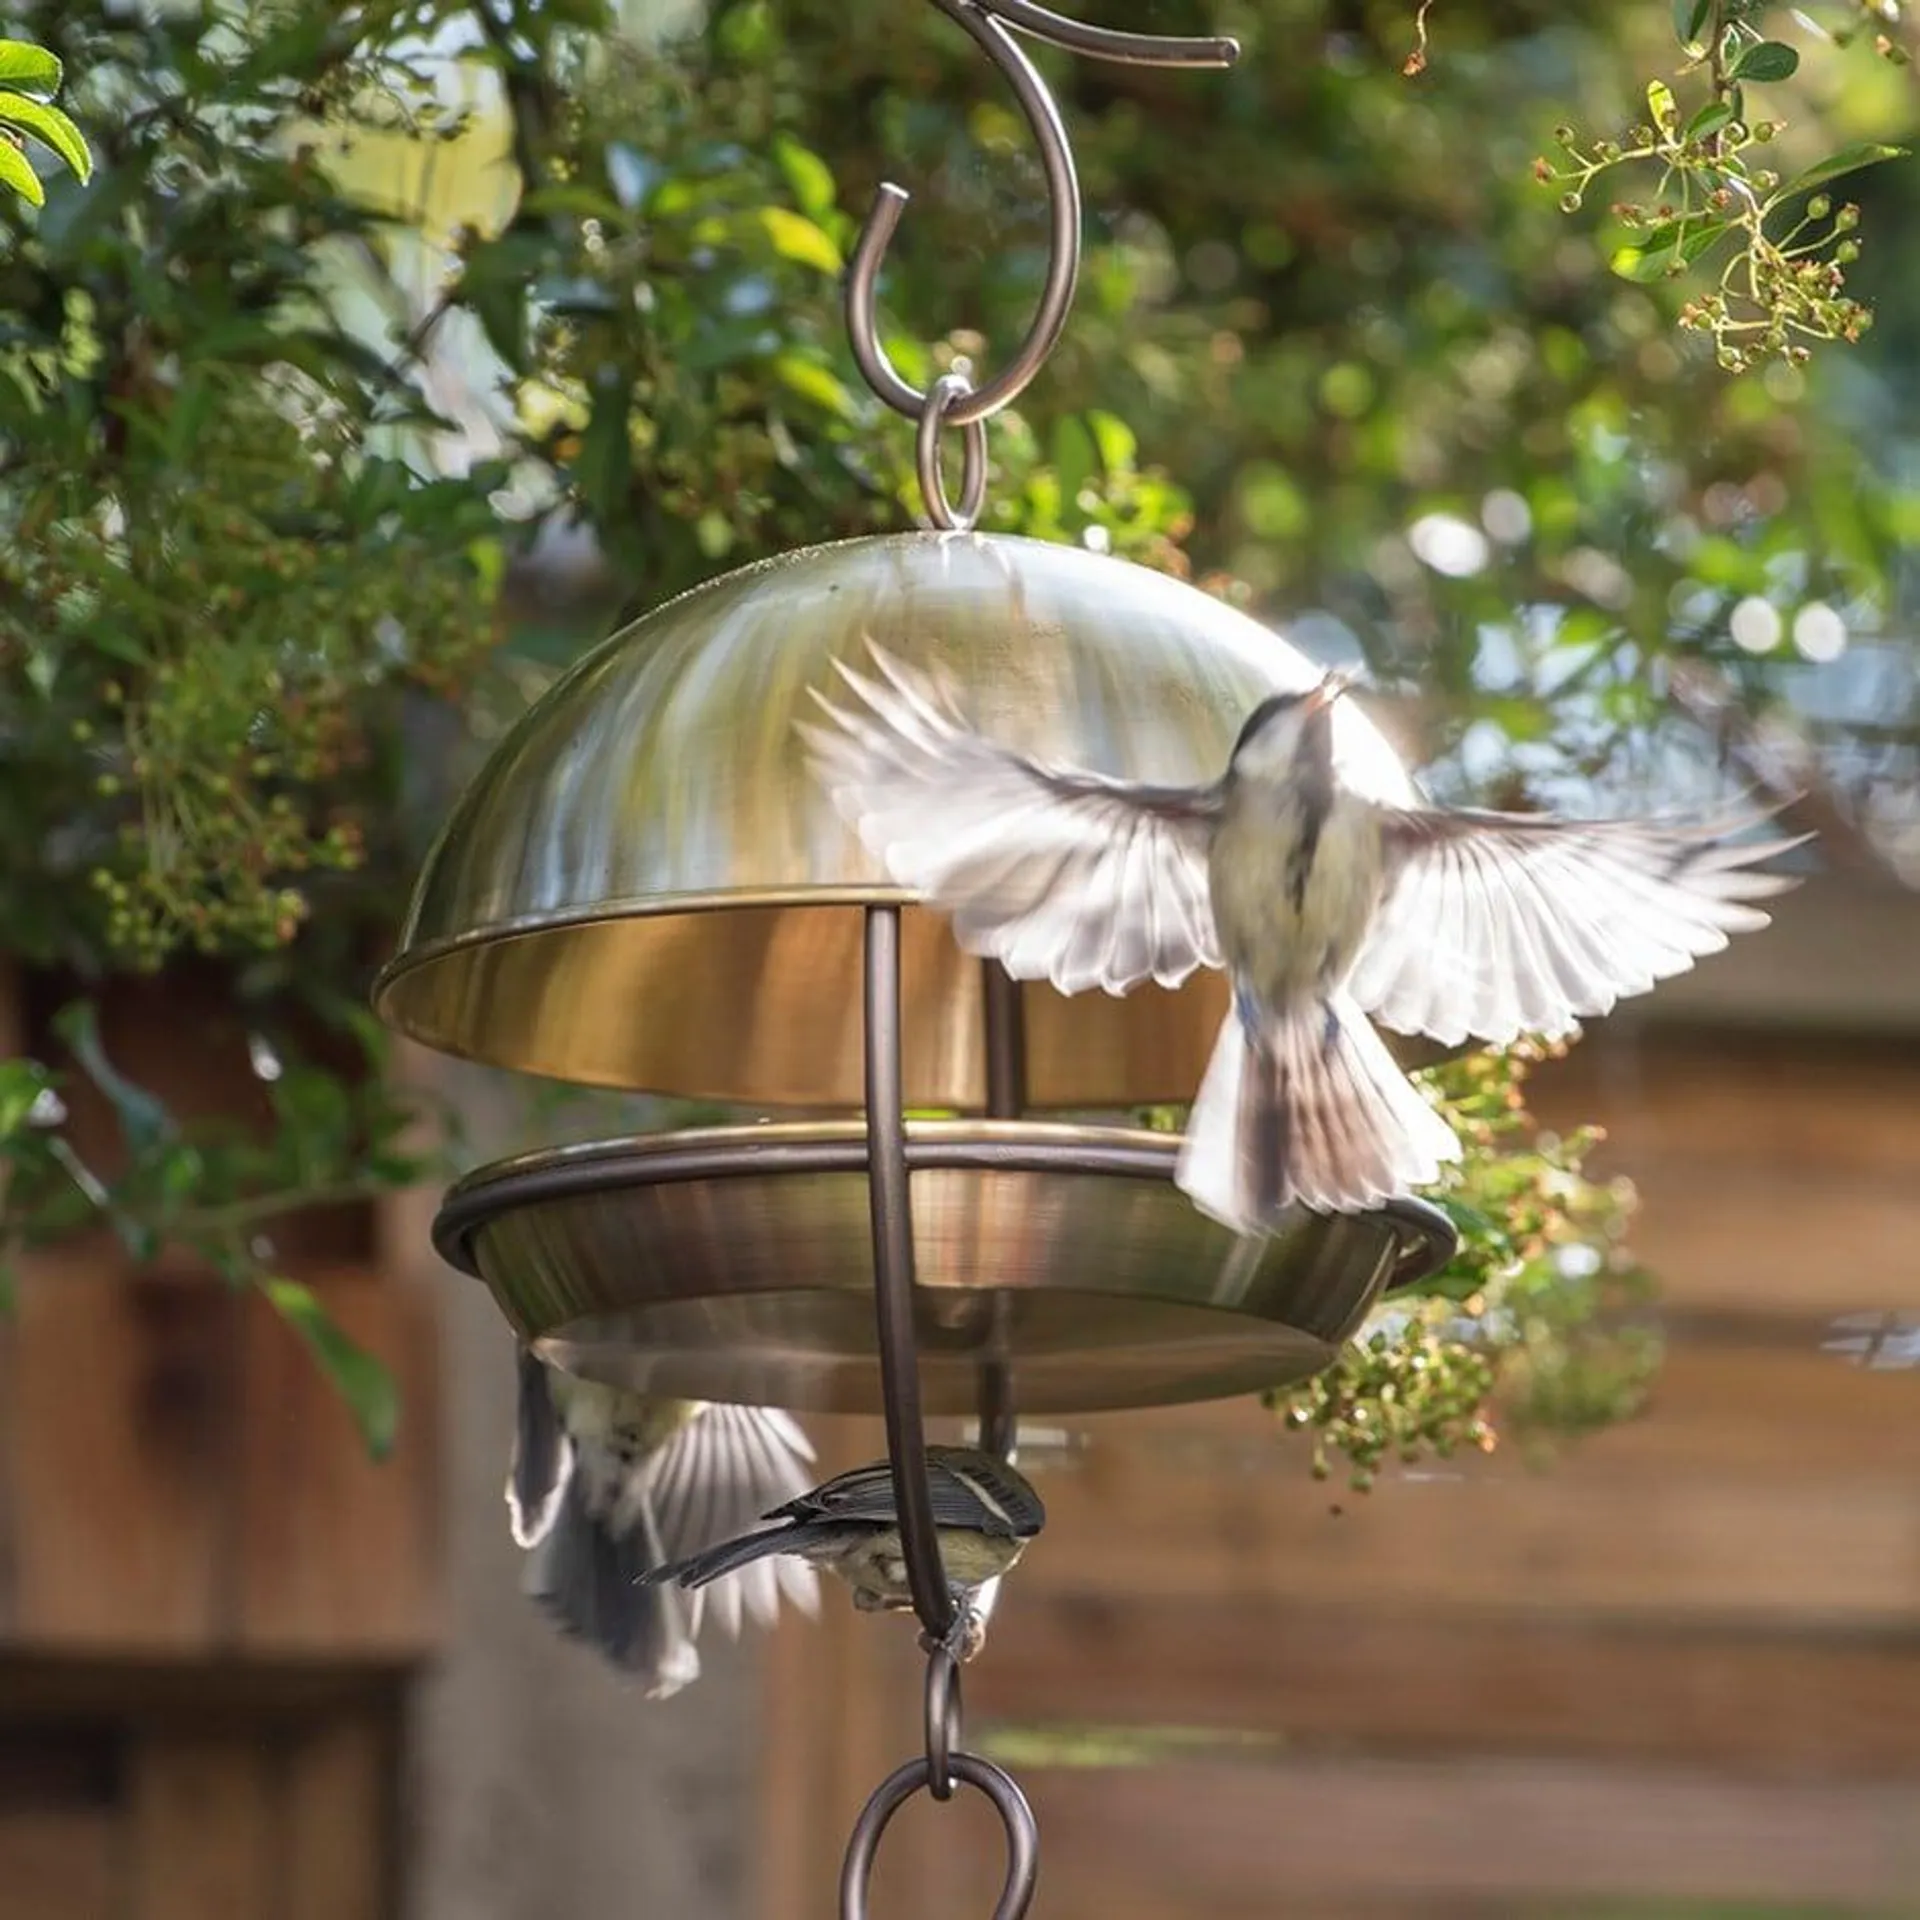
[3,0,1920,1914]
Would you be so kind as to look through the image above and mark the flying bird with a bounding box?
[801,644,1802,1232]
[508,1348,819,1696]
[641,1445,1046,1660]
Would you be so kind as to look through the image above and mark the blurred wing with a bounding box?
[506,1346,573,1550]
[649,1405,820,1638]
[1348,804,1806,1046]
[799,645,1224,996]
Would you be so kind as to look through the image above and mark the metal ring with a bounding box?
[839,1754,1039,1920]
[923,1645,965,1801]
[915,375,989,532]
[844,0,1238,430]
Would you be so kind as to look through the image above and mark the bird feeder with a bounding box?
[374,5,1458,1913]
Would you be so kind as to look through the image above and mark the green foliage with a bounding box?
[0,1,504,1436]
[1270,1041,1658,1490]
[1535,2,1908,370]
[0,996,445,1454]
[2,0,1912,1460]
[0,39,91,209]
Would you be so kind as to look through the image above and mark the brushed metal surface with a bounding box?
[376,532,1420,1108]
[433,1122,1457,1417]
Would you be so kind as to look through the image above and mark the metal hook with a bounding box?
[845,0,1239,430]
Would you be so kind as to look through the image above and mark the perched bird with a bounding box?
[801,645,1802,1232]
[508,1348,820,1697]
[641,1445,1046,1660]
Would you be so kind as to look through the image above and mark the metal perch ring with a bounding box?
[839,1753,1040,1920]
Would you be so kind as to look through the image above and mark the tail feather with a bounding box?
[1176,994,1459,1232]
[644,1518,848,1595]
[523,1473,701,1698]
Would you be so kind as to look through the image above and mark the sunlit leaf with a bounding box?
[771,351,853,417]
[0,137,43,206]
[0,94,90,181]
[753,205,841,274]
[0,42,60,90]
[771,134,836,222]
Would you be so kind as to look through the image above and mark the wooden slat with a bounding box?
[1533,1028,1920,1179]
[973,1600,1920,1779]
[0,1262,238,1653]
[280,1709,391,1920]
[130,1729,276,1920]
[1015,1437,1920,1622]
[1022,1755,1920,1907]
[1531,1032,1920,1316]
[0,1806,119,1920]
[0,1723,121,1920]
[235,1273,440,1658]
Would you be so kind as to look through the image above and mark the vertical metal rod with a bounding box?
[981,960,1028,1121]
[864,906,958,1643]
[979,959,1027,1461]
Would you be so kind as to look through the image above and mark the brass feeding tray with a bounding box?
[434,1120,1458,1417]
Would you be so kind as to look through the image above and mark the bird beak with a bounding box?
[1304,670,1354,713]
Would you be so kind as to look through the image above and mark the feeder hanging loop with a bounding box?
[845,0,1238,525]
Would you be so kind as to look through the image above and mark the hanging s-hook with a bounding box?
[845,0,1238,431]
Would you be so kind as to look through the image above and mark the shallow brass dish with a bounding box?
[434,1121,1457,1416]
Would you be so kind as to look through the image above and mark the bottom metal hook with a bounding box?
[916,373,989,532]
[839,1752,1039,1920]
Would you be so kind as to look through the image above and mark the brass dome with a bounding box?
[375,531,1419,1109]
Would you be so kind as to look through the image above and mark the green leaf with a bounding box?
[0,42,61,91]
[1050,414,1097,510]
[260,1278,399,1460]
[0,137,43,208]
[0,93,90,182]
[1609,242,1677,283]
[1672,0,1712,48]
[753,205,841,274]
[1731,41,1800,83]
[1685,100,1734,141]
[0,1059,55,1138]
[572,371,633,516]
[772,135,837,222]
[52,1003,174,1153]
[771,350,853,417]
[1776,142,1908,202]
[1086,409,1138,473]
[1609,217,1731,280]
[1645,79,1678,130]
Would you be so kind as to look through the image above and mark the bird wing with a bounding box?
[799,645,1225,996]
[1345,803,1806,1046]
[506,1346,573,1550]
[772,1451,1043,1541]
[647,1405,821,1638]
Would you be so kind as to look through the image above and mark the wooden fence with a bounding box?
[758,1028,1920,1918]
[0,967,438,1920]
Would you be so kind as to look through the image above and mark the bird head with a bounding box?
[1227,670,1353,779]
